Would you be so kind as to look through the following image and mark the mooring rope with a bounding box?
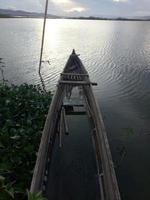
[39,0,49,75]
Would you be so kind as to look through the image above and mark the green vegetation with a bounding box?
[69,16,150,21]
[0,83,52,199]
[0,14,12,18]
[0,58,7,84]
[121,127,135,136]
[27,191,47,200]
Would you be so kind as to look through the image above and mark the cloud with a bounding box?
[51,0,71,4]
[134,10,150,16]
[66,7,86,13]
[50,0,87,13]
[113,0,128,2]
[0,0,150,17]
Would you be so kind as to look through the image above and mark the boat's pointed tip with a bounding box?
[71,49,80,56]
[72,49,76,54]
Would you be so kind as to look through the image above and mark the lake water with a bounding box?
[1,18,150,199]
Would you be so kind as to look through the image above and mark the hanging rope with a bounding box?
[39,0,49,75]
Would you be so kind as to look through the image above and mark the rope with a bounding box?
[39,0,49,75]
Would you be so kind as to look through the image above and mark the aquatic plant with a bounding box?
[27,191,47,200]
[0,83,52,199]
[0,58,7,84]
[121,127,135,136]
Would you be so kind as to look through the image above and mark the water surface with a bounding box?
[1,19,150,199]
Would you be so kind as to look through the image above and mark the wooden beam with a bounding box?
[91,129,105,199]
[61,73,89,77]
[59,108,64,148]
[83,85,121,200]
[30,85,65,193]
[63,104,84,107]
[62,107,69,135]
[59,80,97,86]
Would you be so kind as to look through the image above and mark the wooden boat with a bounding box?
[30,50,121,200]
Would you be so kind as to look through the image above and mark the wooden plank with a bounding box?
[83,85,121,200]
[99,174,105,200]
[66,111,86,115]
[63,104,84,107]
[91,129,105,200]
[59,108,64,148]
[61,73,89,77]
[59,80,97,86]
[62,107,69,135]
[30,85,65,193]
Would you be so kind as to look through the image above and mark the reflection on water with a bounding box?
[1,19,150,199]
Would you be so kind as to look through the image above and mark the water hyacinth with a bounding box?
[0,83,52,200]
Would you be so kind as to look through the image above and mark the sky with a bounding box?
[0,0,150,17]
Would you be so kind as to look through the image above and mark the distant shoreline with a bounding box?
[0,8,150,21]
[0,11,150,21]
[0,16,150,21]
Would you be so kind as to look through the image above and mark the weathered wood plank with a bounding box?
[61,73,89,77]
[62,107,69,135]
[83,85,121,200]
[59,80,97,86]
[30,85,65,193]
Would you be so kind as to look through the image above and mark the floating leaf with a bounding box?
[0,141,4,148]
[5,187,15,199]
[10,135,20,140]
[27,191,47,200]
[121,128,135,136]
[0,175,5,181]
